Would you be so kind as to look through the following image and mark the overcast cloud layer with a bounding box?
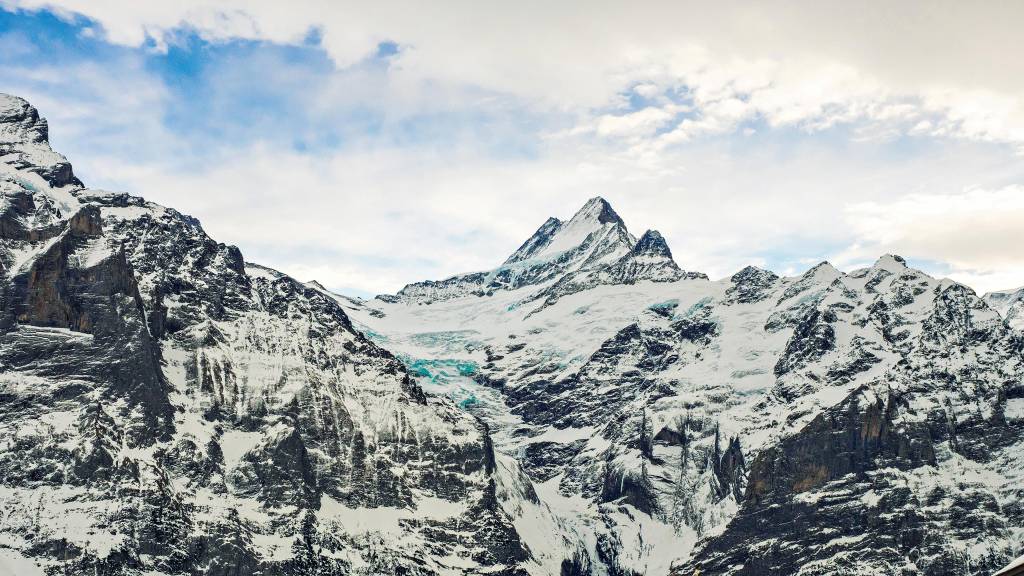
[2,1,1023,296]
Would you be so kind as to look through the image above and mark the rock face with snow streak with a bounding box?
[355,202,1024,575]
[678,265,1024,573]
[0,94,568,576]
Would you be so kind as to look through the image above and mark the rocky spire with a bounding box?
[630,229,673,259]
[0,93,81,188]
[0,94,50,144]
[603,229,697,284]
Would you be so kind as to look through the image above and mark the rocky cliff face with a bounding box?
[673,269,1024,575]
[0,94,569,576]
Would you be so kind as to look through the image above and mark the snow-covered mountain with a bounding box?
[349,205,1024,574]
[0,94,571,575]
[383,197,703,307]
[1,92,1022,576]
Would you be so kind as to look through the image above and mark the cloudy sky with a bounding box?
[2,1,1023,296]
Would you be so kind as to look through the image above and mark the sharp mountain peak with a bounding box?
[569,196,626,227]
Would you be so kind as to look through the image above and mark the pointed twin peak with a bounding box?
[502,197,702,283]
[532,198,706,285]
[503,196,629,266]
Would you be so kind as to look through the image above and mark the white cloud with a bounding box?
[835,187,1024,293]
[8,0,1024,146]
[594,106,680,139]
[3,1,1024,297]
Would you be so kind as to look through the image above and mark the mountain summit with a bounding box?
[577,195,626,226]
[389,196,703,306]
[632,228,673,258]
[504,196,632,267]
[0,94,81,188]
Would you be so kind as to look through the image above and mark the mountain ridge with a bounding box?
[349,195,1024,574]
